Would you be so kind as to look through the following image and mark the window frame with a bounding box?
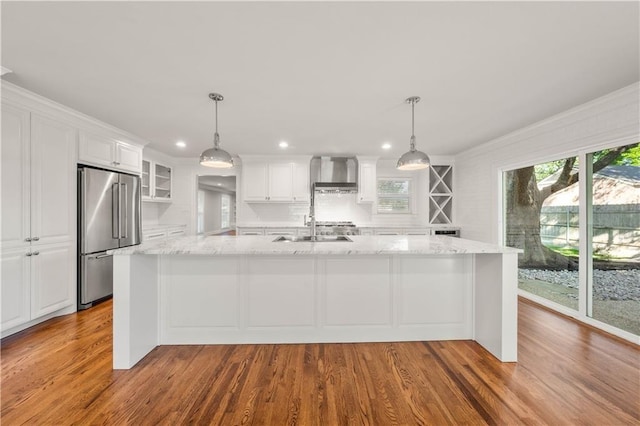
[376,177,415,215]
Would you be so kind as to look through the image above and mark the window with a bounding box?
[221,194,230,229]
[377,178,411,214]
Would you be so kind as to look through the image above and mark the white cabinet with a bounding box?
[1,103,76,333]
[142,159,172,202]
[79,131,142,174]
[357,157,377,203]
[30,242,75,319]
[1,104,30,249]
[1,247,30,331]
[143,230,168,241]
[242,162,269,202]
[1,106,77,249]
[166,227,186,239]
[1,242,74,332]
[30,114,78,246]
[292,162,311,203]
[143,225,186,242]
[242,162,293,202]
[237,227,265,236]
[374,228,402,235]
[268,163,294,201]
[240,156,311,203]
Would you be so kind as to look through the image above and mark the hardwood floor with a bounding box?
[1,298,638,425]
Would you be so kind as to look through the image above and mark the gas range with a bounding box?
[314,221,359,236]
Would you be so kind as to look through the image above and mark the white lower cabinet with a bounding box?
[1,248,30,331]
[1,242,75,332]
[237,228,266,236]
[30,243,75,318]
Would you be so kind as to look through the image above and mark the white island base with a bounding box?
[112,236,519,369]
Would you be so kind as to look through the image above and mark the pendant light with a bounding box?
[200,93,234,168]
[397,96,430,171]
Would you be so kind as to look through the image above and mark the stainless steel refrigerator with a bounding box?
[78,166,141,309]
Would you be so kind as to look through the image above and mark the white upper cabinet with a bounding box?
[30,114,77,246]
[292,161,310,203]
[1,104,30,249]
[79,131,142,174]
[267,163,294,201]
[357,157,378,203]
[1,106,77,249]
[241,156,311,203]
[142,159,172,202]
[242,162,270,202]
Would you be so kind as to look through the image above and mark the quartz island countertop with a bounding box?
[110,235,520,256]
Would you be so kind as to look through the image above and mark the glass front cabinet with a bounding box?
[142,159,172,202]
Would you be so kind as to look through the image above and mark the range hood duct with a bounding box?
[310,156,358,193]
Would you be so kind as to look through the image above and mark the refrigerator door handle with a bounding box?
[112,183,120,239]
[120,183,128,239]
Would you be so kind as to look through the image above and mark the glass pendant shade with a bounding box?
[200,93,234,168]
[397,96,430,171]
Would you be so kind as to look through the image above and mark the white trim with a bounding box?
[519,291,640,345]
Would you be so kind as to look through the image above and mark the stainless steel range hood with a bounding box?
[310,156,358,193]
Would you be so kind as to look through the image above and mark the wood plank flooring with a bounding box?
[1,297,639,425]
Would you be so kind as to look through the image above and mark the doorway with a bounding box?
[196,175,236,236]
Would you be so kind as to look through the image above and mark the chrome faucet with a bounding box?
[308,186,317,240]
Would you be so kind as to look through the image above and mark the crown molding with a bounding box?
[457,82,640,161]
[1,81,149,148]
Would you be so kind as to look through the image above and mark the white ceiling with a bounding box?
[2,2,638,160]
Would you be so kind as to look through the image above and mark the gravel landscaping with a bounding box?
[518,268,640,336]
[519,268,640,301]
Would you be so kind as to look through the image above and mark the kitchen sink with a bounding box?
[272,235,353,242]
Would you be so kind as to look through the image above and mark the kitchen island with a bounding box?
[110,235,520,369]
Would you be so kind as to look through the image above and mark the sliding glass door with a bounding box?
[587,144,639,335]
[504,156,580,310]
[504,142,639,338]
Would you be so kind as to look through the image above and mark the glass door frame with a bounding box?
[497,135,639,343]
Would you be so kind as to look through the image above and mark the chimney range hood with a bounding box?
[310,156,358,193]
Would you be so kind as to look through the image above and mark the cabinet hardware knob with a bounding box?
[25,237,32,242]
[26,252,32,256]
[32,237,39,241]
[33,251,40,256]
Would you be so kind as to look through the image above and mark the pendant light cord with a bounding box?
[215,98,219,135]
[411,100,415,138]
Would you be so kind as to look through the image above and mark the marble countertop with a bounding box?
[110,235,521,256]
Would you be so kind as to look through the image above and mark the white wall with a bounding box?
[454,82,640,245]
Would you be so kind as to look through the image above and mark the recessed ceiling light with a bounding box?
[382,143,392,150]
[217,183,222,186]
[279,141,289,148]
[176,141,186,148]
